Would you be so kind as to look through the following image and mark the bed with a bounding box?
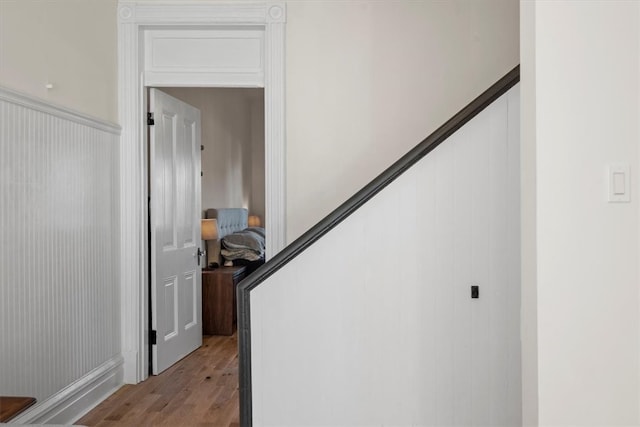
[205,208,265,275]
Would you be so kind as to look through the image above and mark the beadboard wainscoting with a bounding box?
[249,86,521,425]
[0,87,122,424]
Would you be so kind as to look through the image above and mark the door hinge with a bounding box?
[147,112,155,126]
[150,330,157,345]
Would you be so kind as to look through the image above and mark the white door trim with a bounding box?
[117,1,286,383]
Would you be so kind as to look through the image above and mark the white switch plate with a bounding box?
[608,164,630,203]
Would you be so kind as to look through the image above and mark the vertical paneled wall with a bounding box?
[0,88,120,403]
[250,87,521,425]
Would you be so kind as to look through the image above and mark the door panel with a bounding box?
[150,88,202,374]
[183,271,197,329]
[163,275,178,341]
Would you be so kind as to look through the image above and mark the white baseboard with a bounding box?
[122,348,142,384]
[11,355,124,425]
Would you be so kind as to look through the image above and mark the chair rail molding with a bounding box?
[117,0,287,383]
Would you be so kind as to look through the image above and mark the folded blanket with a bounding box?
[221,227,265,261]
[245,227,265,239]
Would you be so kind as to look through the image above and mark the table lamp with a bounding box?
[201,219,219,268]
[248,215,261,227]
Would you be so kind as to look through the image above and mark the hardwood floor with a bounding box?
[77,334,239,427]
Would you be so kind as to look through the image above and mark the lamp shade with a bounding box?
[248,215,261,227]
[201,218,218,240]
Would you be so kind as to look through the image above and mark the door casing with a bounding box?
[117,1,287,383]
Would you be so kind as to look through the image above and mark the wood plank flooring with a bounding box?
[0,396,37,422]
[77,334,239,427]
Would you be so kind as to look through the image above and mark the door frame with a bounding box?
[117,1,287,383]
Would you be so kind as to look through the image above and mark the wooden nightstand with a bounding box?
[202,266,246,335]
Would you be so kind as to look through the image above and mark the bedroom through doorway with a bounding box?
[148,85,265,353]
[147,86,265,423]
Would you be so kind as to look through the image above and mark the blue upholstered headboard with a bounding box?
[205,208,248,238]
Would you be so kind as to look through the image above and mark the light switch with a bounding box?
[608,164,630,203]
[613,172,625,195]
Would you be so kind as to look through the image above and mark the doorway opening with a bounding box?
[118,1,286,384]
[147,87,265,375]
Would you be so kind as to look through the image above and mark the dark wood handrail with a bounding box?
[237,64,520,426]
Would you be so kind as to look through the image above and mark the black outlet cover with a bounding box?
[471,285,479,299]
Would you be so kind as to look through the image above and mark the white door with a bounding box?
[150,88,203,374]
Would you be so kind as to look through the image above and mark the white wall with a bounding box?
[0,0,519,241]
[285,0,520,241]
[251,87,521,426]
[0,88,121,423]
[0,0,118,123]
[519,1,538,425]
[161,88,265,220]
[0,0,521,418]
[0,2,121,420]
[521,1,640,425]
